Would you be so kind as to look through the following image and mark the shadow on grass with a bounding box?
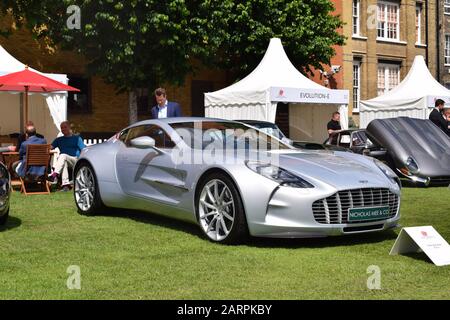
[249,230,399,249]
[0,216,22,232]
[401,252,432,264]
[95,208,399,249]
[98,208,204,240]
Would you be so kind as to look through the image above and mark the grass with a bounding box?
[0,187,450,300]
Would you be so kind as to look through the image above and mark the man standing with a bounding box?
[15,126,47,178]
[48,121,86,191]
[150,87,182,119]
[327,111,342,144]
[429,99,449,136]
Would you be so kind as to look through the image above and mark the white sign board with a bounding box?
[390,226,450,266]
[270,87,349,104]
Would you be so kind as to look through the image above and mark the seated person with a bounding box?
[13,127,47,179]
[48,121,86,192]
[17,120,45,150]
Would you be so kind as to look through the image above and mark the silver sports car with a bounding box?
[73,118,401,244]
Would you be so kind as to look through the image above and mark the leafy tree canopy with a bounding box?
[0,0,345,91]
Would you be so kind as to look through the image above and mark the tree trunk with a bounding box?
[128,89,138,124]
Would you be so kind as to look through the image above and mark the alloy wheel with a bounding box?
[198,179,235,241]
[74,166,96,212]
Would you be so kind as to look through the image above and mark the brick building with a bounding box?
[337,0,438,126]
[0,13,229,136]
[0,1,441,135]
[438,0,450,87]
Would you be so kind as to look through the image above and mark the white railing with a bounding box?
[83,138,109,146]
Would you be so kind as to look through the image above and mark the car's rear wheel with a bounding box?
[74,163,106,215]
[196,173,248,244]
[0,208,9,225]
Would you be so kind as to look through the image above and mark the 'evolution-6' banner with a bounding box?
[270,87,349,104]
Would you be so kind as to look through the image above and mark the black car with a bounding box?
[323,129,385,156]
[0,162,11,225]
[237,120,348,152]
[366,117,450,186]
[327,118,450,186]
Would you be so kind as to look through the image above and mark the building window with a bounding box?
[445,35,450,66]
[353,61,361,113]
[67,76,91,114]
[445,0,450,15]
[377,63,400,96]
[353,0,360,36]
[377,2,400,41]
[415,4,422,44]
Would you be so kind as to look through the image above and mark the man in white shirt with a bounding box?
[150,88,182,119]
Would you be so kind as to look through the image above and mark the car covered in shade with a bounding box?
[0,162,11,225]
[237,120,348,151]
[73,118,401,244]
[365,117,450,186]
[324,129,386,156]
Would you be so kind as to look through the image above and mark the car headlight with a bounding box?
[405,156,419,174]
[245,161,314,188]
[374,159,401,187]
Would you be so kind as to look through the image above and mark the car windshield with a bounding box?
[170,121,291,150]
[352,131,371,147]
[242,122,286,140]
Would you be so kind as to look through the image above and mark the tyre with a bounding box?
[73,162,106,215]
[0,208,9,226]
[196,172,248,244]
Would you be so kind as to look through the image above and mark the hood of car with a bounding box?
[271,150,392,189]
[366,117,450,178]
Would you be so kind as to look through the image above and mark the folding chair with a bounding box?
[20,144,51,195]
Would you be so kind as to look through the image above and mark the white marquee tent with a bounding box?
[204,38,349,142]
[360,55,450,128]
[0,45,68,141]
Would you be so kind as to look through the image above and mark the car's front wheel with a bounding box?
[74,162,106,215]
[196,173,248,244]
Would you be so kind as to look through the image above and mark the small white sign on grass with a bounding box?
[390,226,450,266]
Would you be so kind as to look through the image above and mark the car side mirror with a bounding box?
[130,136,156,149]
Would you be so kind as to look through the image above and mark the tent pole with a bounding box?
[19,93,24,133]
[25,86,29,124]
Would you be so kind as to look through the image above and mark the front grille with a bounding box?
[312,188,399,224]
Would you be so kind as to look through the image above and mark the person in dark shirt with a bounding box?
[429,99,450,136]
[17,121,44,150]
[48,121,86,191]
[327,111,342,144]
[14,127,47,178]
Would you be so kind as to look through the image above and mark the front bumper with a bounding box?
[247,184,401,238]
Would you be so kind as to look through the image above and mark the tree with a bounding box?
[218,0,345,78]
[1,0,344,123]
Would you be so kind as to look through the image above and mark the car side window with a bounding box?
[339,133,351,148]
[144,125,176,149]
[124,125,148,147]
[118,129,130,143]
[125,125,175,149]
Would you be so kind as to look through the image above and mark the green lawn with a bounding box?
[1,187,450,300]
